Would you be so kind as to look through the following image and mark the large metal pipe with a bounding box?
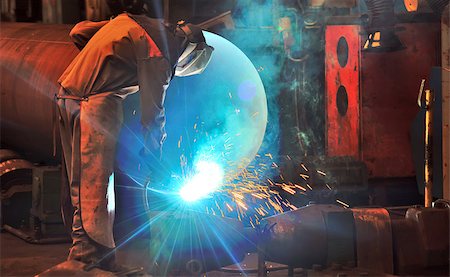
[260,204,356,268]
[0,23,78,164]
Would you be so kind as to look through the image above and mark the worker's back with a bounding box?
[59,14,152,96]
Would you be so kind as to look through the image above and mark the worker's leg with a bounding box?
[78,93,124,268]
[58,95,106,264]
[58,92,124,268]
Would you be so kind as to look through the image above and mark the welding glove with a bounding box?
[140,126,164,161]
[139,126,168,186]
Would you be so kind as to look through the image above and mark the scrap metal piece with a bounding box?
[352,208,394,274]
[388,206,449,276]
[405,207,449,267]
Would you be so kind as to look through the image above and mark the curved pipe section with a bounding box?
[0,23,78,164]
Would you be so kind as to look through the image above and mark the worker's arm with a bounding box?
[69,20,109,50]
[137,57,172,159]
[131,24,172,159]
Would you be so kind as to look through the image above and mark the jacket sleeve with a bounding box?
[69,20,109,50]
[137,57,172,154]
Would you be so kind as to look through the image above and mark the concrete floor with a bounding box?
[0,231,266,276]
[1,232,70,276]
[0,232,157,276]
[1,231,390,276]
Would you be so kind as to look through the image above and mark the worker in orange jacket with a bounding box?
[57,0,213,271]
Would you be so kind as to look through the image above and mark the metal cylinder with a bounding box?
[260,204,354,268]
[0,23,78,164]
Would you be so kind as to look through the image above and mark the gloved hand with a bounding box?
[140,125,167,160]
[139,126,167,186]
[139,146,161,163]
[140,129,160,159]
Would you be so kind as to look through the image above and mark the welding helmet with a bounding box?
[175,23,214,77]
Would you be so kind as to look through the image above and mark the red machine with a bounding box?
[325,23,441,178]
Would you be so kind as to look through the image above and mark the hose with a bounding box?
[3,224,70,244]
[426,0,450,15]
[364,0,396,29]
[433,199,450,209]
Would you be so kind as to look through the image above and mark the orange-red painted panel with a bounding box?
[325,25,360,158]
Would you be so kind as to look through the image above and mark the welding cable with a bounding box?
[144,180,152,213]
[280,9,309,63]
[220,265,289,274]
[2,225,70,244]
[296,0,305,13]
[417,79,435,109]
[417,79,426,108]
[433,199,450,208]
[426,0,450,15]
[364,0,396,30]
[287,52,309,63]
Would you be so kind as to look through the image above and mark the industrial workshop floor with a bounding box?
[0,231,279,276]
[1,232,387,276]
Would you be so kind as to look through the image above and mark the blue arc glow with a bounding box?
[179,161,224,202]
[117,30,268,204]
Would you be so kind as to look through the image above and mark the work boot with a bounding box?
[68,241,100,264]
[100,263,145,276]
[78,249,144,276]
[36,260,116,276]
[83,259,144,276]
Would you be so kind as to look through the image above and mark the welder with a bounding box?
[56,0,213,272]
